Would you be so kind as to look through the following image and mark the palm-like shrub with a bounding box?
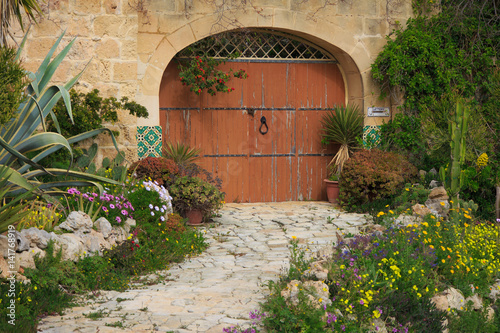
[0,31,119,198]
[320,104,364,175]
[163,141,201,166]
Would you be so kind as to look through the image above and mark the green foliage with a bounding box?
[461,163,498,220]
[49,89,148,138]
[128,157,179,186]
[376,290,447,332]
[379,113,426,169]
[320,104,364,174]
[169,176,224,217]
[0,31,122,206]
[163,141,201,166]
[447,305,500,333]
[178,55,248,96]
[339,149,418,208]
[0,165,33,233]
[0,46,28,127]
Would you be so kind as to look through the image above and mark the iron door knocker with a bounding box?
[259,116,268,135]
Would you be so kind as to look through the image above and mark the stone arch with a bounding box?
[137,11,368,126]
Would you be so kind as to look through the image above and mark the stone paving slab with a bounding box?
[38,202,370,333]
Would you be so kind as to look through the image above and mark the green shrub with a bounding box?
[169,176,224,218]
[128,157,179,186]
[49,89,148,138]
[339,149,418,208]
[0,46,28,127]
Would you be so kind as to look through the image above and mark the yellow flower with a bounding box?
[373,310,381,318]
[292,236,297,239]
[377,211,385,217]
[476,153,488,167]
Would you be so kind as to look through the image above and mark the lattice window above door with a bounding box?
[176,29,337,62]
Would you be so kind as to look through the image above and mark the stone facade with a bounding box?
[11,0,414,163]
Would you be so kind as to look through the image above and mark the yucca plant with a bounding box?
[0,30,120,197]
[320,104,364,175]
[163,141,201,165]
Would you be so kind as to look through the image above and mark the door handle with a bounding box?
[259,116,268,135]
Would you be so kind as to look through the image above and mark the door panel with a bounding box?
[159,61,345,202]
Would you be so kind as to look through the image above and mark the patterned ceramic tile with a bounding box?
[136,126,162,160]
[363,125,381,147]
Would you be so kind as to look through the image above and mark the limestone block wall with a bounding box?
[11,0,414,164]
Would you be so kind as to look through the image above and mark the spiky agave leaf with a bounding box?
[321,104,364,174]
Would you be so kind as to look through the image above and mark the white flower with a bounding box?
[155,206,159,211]
[160,216,165,221]
[150,211,155,216]
[149,204,154,209]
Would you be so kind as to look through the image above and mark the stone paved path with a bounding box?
[38,202,370,333]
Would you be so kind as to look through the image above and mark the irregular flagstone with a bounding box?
[37,201,371,333]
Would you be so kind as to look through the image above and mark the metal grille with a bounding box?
[177,29,336,62]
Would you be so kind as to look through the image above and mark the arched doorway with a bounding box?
[159,30,346,203]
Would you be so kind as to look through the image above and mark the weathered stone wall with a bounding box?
[11,0,414,164]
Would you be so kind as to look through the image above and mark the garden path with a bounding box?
[38,202,371,333]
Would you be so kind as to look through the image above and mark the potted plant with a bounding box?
[324,166,340,204]
[320,104,364,203]
[168,175,225,225]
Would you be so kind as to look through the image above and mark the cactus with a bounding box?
[76,143,98,169]
[446,100,470,207]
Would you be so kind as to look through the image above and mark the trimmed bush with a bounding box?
[339,149,418,207]
[128,157,179,186]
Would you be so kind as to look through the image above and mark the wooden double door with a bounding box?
[159,60,345,202]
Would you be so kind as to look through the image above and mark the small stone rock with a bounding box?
[429,168,438,175]
[305,260,329,280]
[94,217,112,238]
[412,204,432,217]
[432,287,465,311]
[419,170,427,177]
[18,251,36,270]
[429,180,440,188]
[425,199,450,218]
[281,280,331,309]
[429,186,449,200]
[21,227,51,249]
[0,256,10,278]
[51,233,86,261]
[465,294,482,310]
[488,279,500,302]
[57,211,93,233]
[14,231,30,252]
[0,235,12,258]
[395,214,421,227]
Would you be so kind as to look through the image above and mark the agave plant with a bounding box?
[163,141,202,165]
[0,30,120,197]
[320,104,364,175]
[0,165,33,233]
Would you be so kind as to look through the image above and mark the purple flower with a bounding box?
[92,192,98,197]
[110,204,115,209]
[102,207,108,212]
[88,197,94,202]
[121,210,128,216]
[115,216,122,223]
[360,299,364,305]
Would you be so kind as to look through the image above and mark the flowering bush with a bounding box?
[128,157,179,186]
[62,188,134,225]
[178,55,248,96]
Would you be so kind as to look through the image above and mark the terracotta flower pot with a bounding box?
[324,179,340,204]
[185,209,203,225]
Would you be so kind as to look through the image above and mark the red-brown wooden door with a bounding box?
[159,60,345,202]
